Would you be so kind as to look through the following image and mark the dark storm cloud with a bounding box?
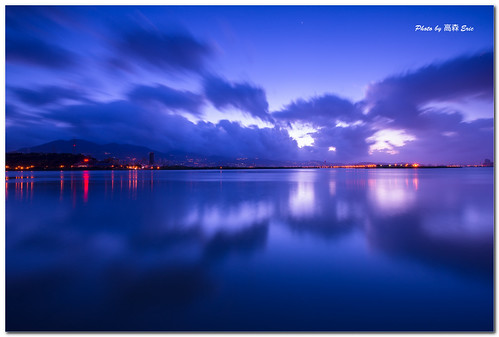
[39,101,165,146]
[35,100,298,160]
[205,120,298,158]
[6,37,77,69]
[364,51,493,127]
[273,94,362,127]
[312,124,374,161]
[203,76,273,122]
[10,85,89,106]
[128,84,204,115]
[115,27,212,74]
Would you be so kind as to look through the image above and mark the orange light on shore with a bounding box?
[412,163,420,168]
[83,158,89,162]
[331,164,377,169]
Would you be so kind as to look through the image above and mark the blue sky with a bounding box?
[5,6,494,164]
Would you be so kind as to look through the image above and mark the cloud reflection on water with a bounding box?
[6,168,493,330]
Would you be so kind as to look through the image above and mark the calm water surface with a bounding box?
[6,168,493,331]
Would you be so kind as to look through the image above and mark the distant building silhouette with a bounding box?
[149,152,155,166]
[482,158,493,167]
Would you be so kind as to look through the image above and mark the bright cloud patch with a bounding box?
[287,123,319,148]
[335,120,363,128]
[367,129,416,155]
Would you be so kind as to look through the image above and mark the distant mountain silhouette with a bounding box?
[11,139,250,165]
[12,139,331,167]
[14,139,164,161]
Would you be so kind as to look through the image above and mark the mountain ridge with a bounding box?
[12,139,319,167]
[14,139,164,161]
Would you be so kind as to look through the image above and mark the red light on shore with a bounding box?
[83,158,89,162]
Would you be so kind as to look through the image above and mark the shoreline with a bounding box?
[5,165,492,172]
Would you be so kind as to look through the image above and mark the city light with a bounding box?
[331,164,377,168]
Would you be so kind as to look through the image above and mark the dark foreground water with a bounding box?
[6,168,493,331]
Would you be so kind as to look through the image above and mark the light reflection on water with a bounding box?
[368,172,417,215]
[6,168,493,331]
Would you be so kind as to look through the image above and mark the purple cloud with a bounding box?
[10,85,89,106]
[128,84,204,115]
[311,124,373,162]
[273,94,362,127]
[269,51,493,163]
[115,27,212,74]
[6,37,77,69]
[363,51,493,128]
[203,76,273,122]
[395,116,493,164]
[25,100,298,160]
[6,104,20,120]
[357,51,493,163]
[271,94,373,161]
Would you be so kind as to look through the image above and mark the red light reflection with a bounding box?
[83,171,89,203]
